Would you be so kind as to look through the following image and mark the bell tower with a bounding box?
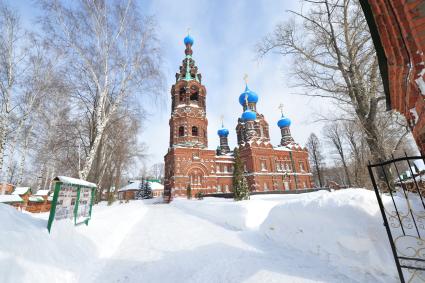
[169,34,208,148]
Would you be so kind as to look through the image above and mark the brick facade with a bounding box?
[163,35,312,201]
[361,0,425,153]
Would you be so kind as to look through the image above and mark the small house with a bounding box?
[12,187,31,208]
[26,190,51,213]
[0,183,14,195]
[118,181,141,201]
[150,182,164,198]
[0,194,23,209]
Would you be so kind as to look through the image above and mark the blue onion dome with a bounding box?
[277,115,291,128]
[217,127,229,137]
[184,35,194,46]
[241,109,257,121]
[238,85,259,106]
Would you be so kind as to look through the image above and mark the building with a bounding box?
[118,181,141,201]
[26,190,52,213]
[12,187,31,209]
[360,0,425,154]
[163,35,312,201]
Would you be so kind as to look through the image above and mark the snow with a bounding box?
[150,182,164,191]
[53,176,97,188]
[118,181,141,192]
[12,187,30,195]
[29,196,45,202]
[0,189,398,282]
[0,194,23,203]
[35,189,50,196]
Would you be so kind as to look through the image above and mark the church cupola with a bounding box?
[277,104,294,146]
[217,119,230,155]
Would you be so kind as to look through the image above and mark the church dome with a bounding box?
[277,116,291,128]
[238,85,259,106]
[217,127,229,137]
[184,35,194,46]
[241,109,256,121]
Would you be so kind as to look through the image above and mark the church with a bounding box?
[163,35,312,200]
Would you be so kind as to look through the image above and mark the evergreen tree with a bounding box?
[143,181,153,199]
[186,183,192,199]
[233,148,250,201]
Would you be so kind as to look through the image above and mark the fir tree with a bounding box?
[186,183,192,199]
[233,147,250,201]
[143,181,153,199]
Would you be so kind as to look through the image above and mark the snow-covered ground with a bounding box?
[0,189,398,282]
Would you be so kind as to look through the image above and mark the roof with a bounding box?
[0,194,23,203]
[118,181,164,192]
[35,189,50,196]
[53,176,97,188]
[118,181,141,192]
[151,182,164,191]
[12,187,31,195]
[29,196,44,202]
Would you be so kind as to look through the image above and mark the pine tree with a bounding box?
[186,183,192,199]
[143,181,153,199]
[233,148,250,201]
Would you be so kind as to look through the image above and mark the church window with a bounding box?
[216,165,220,173]
[264,183,268,191]
[190,91,199,102]
[217,185,221,192]
[299,162,304,172]
[244,164,247,172]
[179,88,185,102]
[225,185,229,192]
[223,165,228,173]
[192,126,198,136]
[261,161,267,171]
[276,163,281,171]
[178,126,184,137]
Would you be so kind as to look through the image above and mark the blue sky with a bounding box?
[9,0,330,173]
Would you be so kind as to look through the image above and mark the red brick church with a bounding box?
[163,35,312,200]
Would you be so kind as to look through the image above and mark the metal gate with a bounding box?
[368,155,425,282]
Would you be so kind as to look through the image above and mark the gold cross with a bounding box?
[243,74,248,84]
[278,103,284,115]
[220,115,224,127]
[187,27,191,35]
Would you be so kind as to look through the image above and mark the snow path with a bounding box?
[82,202,380,283]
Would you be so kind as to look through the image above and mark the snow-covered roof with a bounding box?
[0,194,23,203]
[12,187,31,195]
[151,182,164,191]
[118,181,141,192]
[53,176,96,188]
[29,196,44,202]
[35,189,50,196]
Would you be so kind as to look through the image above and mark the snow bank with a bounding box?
[172,197,280,230]
[173,190,397,280]
[259,189,397,279]
[0,201,147,283]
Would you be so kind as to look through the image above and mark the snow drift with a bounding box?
[173,189,398,280]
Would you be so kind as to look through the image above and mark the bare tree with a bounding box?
[39,0,163,181]
[306,133,325,187]
[324,122,352,187]
[257,0,409,165]
[150,163,164,181]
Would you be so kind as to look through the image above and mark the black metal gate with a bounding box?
[368,155,425,282]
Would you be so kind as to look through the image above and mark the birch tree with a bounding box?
[257,0,408,165]
[39,0,162,181]
[306,133,325,187]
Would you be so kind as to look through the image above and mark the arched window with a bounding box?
[192,126,198,136]
[190,91,199,101]
[179,88,185,102]
[178,126,184,137]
